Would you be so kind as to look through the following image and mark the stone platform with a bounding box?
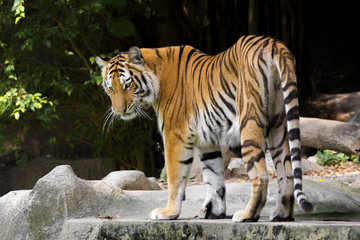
[62,218,360,240]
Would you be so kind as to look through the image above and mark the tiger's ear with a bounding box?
[95,56,109,69]
[128,46,144,66]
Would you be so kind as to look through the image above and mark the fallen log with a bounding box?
[300,117,360,156]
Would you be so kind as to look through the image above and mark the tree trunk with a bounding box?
[300,117,360,156]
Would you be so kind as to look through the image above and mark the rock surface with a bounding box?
[102,170,161,190]
[1,165,360,240]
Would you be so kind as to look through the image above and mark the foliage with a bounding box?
[315,149,359,166]
[0,0,162,175]
[2,0,356,176]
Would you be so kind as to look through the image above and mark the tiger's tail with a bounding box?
[275,46,314,213]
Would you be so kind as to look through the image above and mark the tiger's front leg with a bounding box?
[150,134,193,220]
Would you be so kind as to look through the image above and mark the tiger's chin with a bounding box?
[119,112,138,120]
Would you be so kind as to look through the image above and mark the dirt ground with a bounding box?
[224,161,360,188]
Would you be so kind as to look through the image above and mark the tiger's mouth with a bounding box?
[113,102,150,120]
[103,102,151,133]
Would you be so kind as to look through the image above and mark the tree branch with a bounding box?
[53,17,91,70]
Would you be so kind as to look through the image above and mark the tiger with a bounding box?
[96,35,313,222]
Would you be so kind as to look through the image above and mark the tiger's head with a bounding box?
[96,47,159,121]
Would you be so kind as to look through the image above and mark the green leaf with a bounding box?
[106,17,135,38]
[89,56,95,64]
[11,0,23,12]
[15,16,22,24]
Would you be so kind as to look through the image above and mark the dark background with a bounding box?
[0,0,359,180]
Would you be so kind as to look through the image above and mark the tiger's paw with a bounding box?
[150,208,180,220]
[270,209,294,222]
[199,201,226,219]
[232,210,259,222]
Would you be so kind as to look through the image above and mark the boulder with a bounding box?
[102,170,161,190]
[302,157,324,174]
[0,165,124,240]
[227,158,247,177]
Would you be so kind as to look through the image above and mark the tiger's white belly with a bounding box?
[194,112,241,149]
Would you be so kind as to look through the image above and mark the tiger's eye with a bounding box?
[125,82,132,89]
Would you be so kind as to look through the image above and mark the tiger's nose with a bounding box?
[113,105,127,114]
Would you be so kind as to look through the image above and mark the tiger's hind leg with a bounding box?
[232,124,269,222]
[198,147,226,219]
[268,124,295,221]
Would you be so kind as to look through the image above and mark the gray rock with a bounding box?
[227,158,247,177]
[352,175,360,188]
[102,170,161,190]
[302,158,324,174]
[1,165,360,240]
[307,156,320,164]
[0,165,124,240]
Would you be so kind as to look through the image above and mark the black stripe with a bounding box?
[243,35,257,49]
[140,74,148,88]
[271,41,278,59]
[284,89,298,104]
[286,106,299,121]
[207,83,233,128]
[218,93,236,114]
[155,49,162,59]
[185,48,197,73]
[242,139,262,150]
[201,151,222,161]
[226,58,238,79]
[202,165,216,174]
[229,146,242,157]
[219,70,235,100]
[294,168,302,179]
[272,149,283,159]
[291,148,301,161]
[216,187,226,199]
[297,192,305,198]
[253,151,265,162]
[288,128,300,141]
[247,159,254,172]
[180,157,193,165]
[241,149,253,157]
[283,82,297,92]
[294,183,302,190]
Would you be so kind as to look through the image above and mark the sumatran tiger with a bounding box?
[96,35,313,222]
